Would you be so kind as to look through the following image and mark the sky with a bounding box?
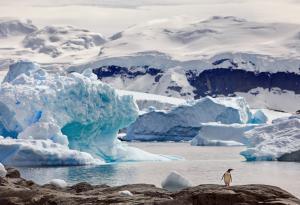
[0,0,300,36]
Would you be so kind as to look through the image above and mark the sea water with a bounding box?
[17,142,300,198]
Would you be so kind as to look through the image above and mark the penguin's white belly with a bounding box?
[224,173,231,184]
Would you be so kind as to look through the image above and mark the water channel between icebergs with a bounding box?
[17,142,300,198]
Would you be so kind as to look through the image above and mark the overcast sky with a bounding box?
[1,0,300,36]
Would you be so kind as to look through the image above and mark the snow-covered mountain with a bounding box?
[68,16,300,112]
[0,18,105,80]
[1,16,300,112]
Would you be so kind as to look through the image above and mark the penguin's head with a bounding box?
[227,169,234,172]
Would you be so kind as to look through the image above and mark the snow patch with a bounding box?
[118,190,133,197]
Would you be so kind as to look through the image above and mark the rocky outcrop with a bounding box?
[0,168,299,205]
[278,150,300,162]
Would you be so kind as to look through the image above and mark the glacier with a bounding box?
[240,116,300,161]
[0,60,172,166]
[125,96,252,142]
[190,123,259,146]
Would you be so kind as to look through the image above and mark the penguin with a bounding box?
[221,169,233,187]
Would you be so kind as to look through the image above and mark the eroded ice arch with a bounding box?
[0,61,171,165]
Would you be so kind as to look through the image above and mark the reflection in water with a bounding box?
[17,142,300,198]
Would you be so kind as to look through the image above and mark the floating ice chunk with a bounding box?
[161,171,191,192]
[0,162,7,177]
[191,123,259,146]
[0,138,103,166]
[240,117,300,161]
[126,97,252,142]
[118,190,133,197]
[49,179,68,188]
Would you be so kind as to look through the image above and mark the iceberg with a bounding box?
[240,117,300,161]
[125,97,252,141]
[0,61,172,166]
[191,123,259,146]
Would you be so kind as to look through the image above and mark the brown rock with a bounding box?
[0,168,299,205]
[5,168,21,178]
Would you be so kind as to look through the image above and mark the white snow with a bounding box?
[49,179,68,188]
[0,17,299,113]
[0,61,174,166]
[0,162,7,177]
[240,117,300,161]
[118,190,133,197]
[71,16,300,74]
[125,96,252,141]
[191,123,259,146]
[161,171,191,192]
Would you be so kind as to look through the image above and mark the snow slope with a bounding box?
[72,16,300,72]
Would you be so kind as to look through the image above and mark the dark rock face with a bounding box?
[278,150,300,162]
[0,168,299,205]
[92,65,162,80]
[92,65,300,101]
[5,167,21,178]
[186,68,300,98]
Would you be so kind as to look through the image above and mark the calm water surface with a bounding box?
[17,142,300,198]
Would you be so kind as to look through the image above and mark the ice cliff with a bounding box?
[0,61,171,166]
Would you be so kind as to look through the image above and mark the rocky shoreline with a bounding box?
[0,168,299,205]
